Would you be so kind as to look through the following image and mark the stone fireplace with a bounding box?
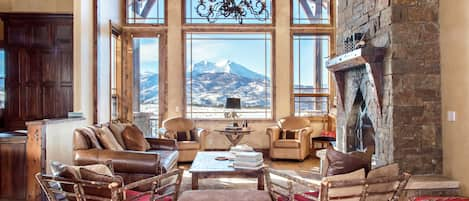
[332,0,442,175]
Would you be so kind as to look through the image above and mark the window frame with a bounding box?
[182,29,276,120]
[109,23,122,121]
[122,30,168,128]
[182,0,276,26]
[125,0,168,26]
[290,29,335,117]
[290,0,335,27]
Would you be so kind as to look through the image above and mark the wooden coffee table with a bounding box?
[189,151,265,190]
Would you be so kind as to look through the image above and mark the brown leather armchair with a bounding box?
[72,125,179,190]
[266,116,315,161]
[162,117,208,162]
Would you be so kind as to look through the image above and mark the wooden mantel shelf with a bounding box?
[326,47,387,110]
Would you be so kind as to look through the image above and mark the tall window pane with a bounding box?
[292,0,330,24]
[293,34,330,116]
[185,0,272,24]
[111,34,120,121]
[0,49,4,108]
[133,37,159,136]
[186,33,272,119]
[127,0,165,24]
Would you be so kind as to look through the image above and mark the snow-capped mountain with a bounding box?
[139,60,271,107]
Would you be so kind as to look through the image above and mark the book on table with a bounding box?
[232,151,263,169]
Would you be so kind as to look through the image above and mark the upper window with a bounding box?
[292,0,331,25]
[185,33,272,119]
[293,34,330,116]
[0,49,4,109]
[126,0,165,24]
[185,0,272,24]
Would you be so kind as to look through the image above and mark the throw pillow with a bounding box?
[176,130,196,141]
[50,161,115,196]
[122,125,151,151]
[279,129,300,140]
[109,123,131,149]
[96,126,124,151]
[326,147,370,176]
[80,168,123,198]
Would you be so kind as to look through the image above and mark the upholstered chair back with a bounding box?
[163,117,195,131]
[278,116,311,130]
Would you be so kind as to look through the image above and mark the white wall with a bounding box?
[441,0,469,196]
[96,0,123,123]
[45,120,88,173]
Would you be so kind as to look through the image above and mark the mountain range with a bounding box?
[139,60,271,108]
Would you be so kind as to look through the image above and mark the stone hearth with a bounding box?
[334,0,441,174]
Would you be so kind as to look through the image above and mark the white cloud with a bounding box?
[188,40,227,62]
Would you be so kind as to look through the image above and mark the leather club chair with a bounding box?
[161,117,208,162]
[72,124,179,190]
[266,116,316,161]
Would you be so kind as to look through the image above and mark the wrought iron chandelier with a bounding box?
[195,0,269,24]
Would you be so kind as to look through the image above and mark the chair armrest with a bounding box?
[266,126,281,141]
[73,149,160,174]
[194,128,208,150]
[299,127,314,136]
[146,138,178,150]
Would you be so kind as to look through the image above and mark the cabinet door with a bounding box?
[0,140,27,200]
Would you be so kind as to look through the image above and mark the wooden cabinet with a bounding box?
[0,13,73,130]
[0,132,27,201]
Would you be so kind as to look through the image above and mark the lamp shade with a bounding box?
[225,98,241,109]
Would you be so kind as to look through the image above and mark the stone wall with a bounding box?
[335,0,441,174]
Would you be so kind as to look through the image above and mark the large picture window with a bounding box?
[126,0,165,24]
[292,0,331,24]
[293,34,330,116]
[185,33,272,119]
[185,0,272,24]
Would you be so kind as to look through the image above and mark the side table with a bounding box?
[214,129,254,146]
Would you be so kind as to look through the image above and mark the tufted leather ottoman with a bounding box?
[178,190,272,201]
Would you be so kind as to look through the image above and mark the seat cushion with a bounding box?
[178,190,271,201]
[178,141,200,150]
[147,150,179,172]
[274,139,300,148]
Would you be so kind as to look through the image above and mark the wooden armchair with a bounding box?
[264,167,411,201]
[35,168,183,201]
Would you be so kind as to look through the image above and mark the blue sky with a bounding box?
[186,33,272,76]
[135,38,159,74]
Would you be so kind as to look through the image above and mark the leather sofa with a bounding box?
[266,116,316,161]
[72,123,179,190]
[161,117,208,162]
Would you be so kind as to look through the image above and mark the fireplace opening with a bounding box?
[346,89,376,153]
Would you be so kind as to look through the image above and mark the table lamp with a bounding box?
[224,98,241,127]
